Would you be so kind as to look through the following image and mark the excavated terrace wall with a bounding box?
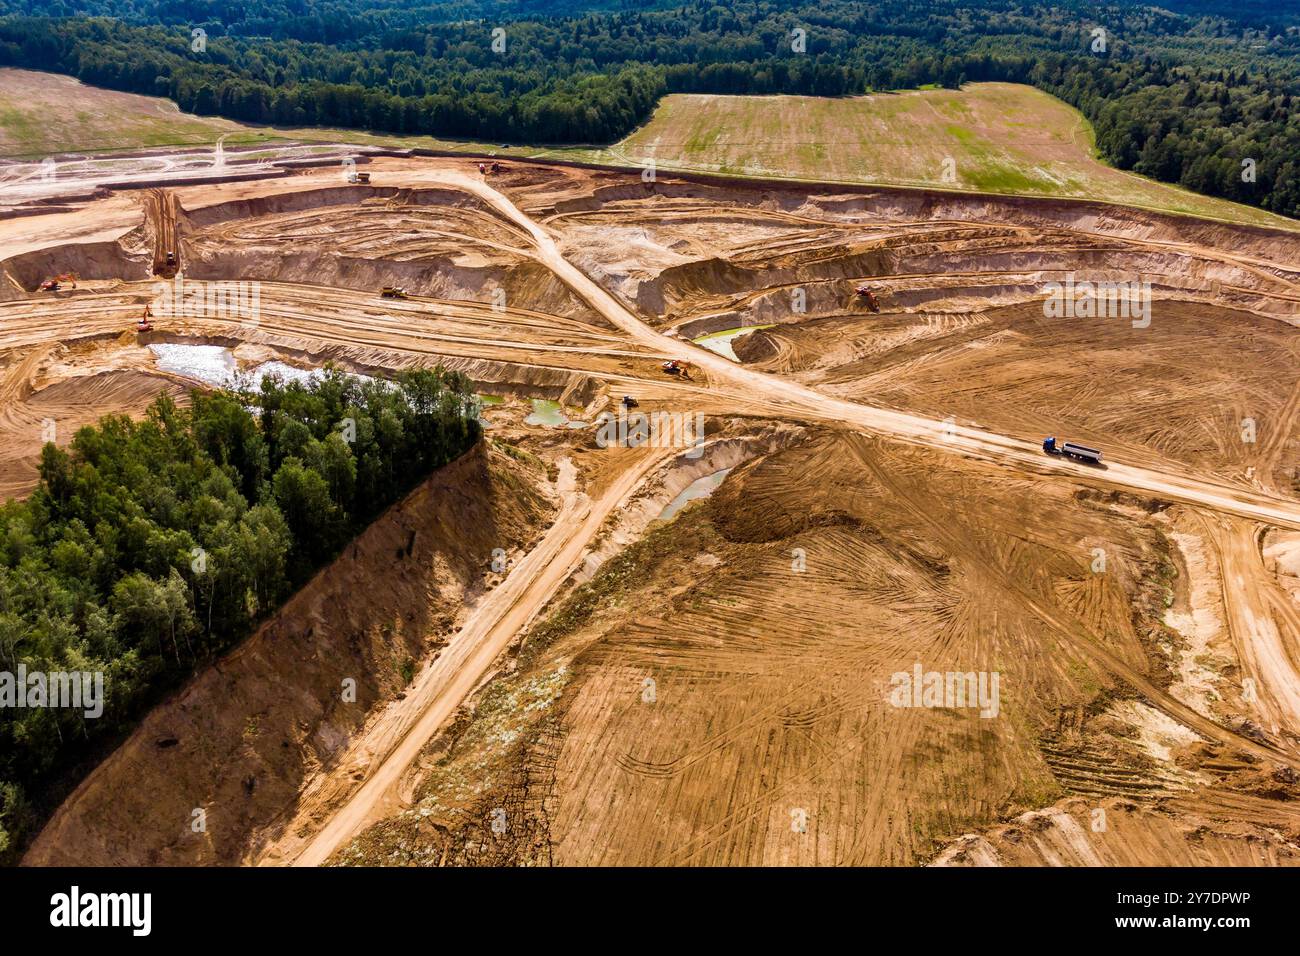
[23,442,555,866]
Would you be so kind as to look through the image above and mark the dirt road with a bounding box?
[265,169,1300,865]
[428,169,1300,533]
[260,447,673,866]
[13,156,1300,867]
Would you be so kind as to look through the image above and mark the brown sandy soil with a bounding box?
[8,154,1300,867]
[933,789,1300,866]
[0,368,190,499]
[330,432,1296,866]
[733,300,1299,490]
[23,442,554,865]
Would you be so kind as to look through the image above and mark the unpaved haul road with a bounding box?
[265,447,673,867]
[261,167,1300,866]
[432,169,1300,533]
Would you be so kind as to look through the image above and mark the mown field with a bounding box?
[0,69,1293,231]
[553,83,1295,229]
[0,69,274,156]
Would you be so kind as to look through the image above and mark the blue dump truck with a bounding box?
[1042,436,1103,464]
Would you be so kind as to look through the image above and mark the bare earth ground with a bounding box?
[5,152,1300,868]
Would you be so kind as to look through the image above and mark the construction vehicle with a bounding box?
[477,163,487,175]
[661,359,692,380]
[855,284,880,313]
[39,273,78,292]
[1042,436,1103,464]
[348,170,370,184]
[136,304,153,333]
[380,287,409,300]
[621,395,639,409]
[490,161,502,175]
[154,249,178,278]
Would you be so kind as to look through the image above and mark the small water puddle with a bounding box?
[148,344,237,386]
[472,394,504,428]
[524,398,585,429]
[693,325,775,362]
[657,467,732,521]
[150,344,376,391]
[249,360,321,388]
[524,398,566,426]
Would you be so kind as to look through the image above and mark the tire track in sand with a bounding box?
[260,447,675,867]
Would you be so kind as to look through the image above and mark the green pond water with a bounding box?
[524,399,585,428]
[692,325,776,362]
[471,394,505,428]
[524,399,566,426]
[657,467,733,521]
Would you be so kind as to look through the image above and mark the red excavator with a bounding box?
[855,284,880,313]
[136,304,153,333]
[40,272,78,292]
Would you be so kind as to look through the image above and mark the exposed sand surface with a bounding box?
[8,153,1300,867]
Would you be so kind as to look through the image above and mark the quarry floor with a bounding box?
[7,153,1300,866]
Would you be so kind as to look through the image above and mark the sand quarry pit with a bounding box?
[6,153,1300,867]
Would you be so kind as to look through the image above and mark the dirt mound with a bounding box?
[330,430,1246,866]
[187,249,602,322]
[558,175,1300,332]
[731,328,780,364]
[806,187,1300,265]
[706,447,866,542]
[23,441,554,866]
[548,179,773,217]
[932,793,1300,866]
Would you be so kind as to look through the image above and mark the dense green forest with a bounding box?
[0,0,671,43]
[0,1,1297,215]
[0,367,481,862]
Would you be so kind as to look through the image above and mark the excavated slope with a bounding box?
[23,441,553,866]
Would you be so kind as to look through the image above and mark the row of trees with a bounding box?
[0,367,481,861]
[0,0,657,44]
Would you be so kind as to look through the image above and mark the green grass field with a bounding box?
[1,69,1293,231]
[0,69,276,156]
[543,84,1297,230]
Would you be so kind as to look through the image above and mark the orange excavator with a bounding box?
[661,359,693,380]
[40,273,78,292]
[855,284,880,313]
[136,304,153,333]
